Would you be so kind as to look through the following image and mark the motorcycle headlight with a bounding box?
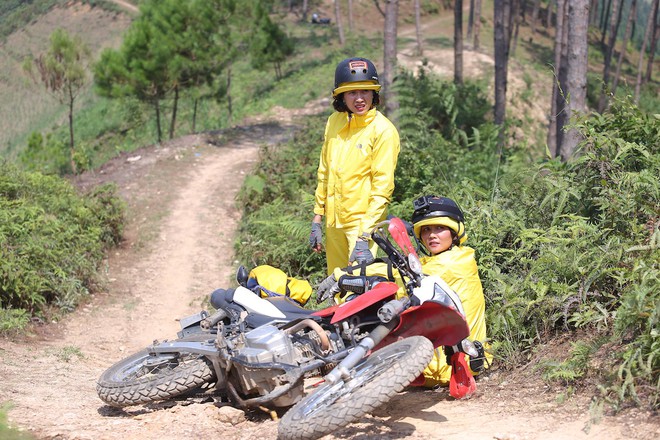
[460,339,479,357]
[407,253,423,277]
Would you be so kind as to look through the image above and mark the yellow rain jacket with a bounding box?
[313,108,400,236]
[333,245,490,386]
[418,246,490,387]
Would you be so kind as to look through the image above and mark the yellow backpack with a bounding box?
[247,265,313,306]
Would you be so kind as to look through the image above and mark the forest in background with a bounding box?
[0,0,658,421]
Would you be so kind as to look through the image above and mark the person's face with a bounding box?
[343,89,373,115]
[420,224,453,255]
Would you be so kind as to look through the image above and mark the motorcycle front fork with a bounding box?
[323,319,398,385]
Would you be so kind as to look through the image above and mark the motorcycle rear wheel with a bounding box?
[97,349,216,407]
[278,336,433,440]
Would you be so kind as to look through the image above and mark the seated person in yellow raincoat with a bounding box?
[317,194,491,387]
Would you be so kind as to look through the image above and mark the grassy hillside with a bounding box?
[0,1,132,159]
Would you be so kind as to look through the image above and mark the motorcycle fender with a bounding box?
[377,300,469,349]
[328,282,399,324]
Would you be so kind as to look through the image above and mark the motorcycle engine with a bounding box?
[232,324,306,407]
[238,324,297,364]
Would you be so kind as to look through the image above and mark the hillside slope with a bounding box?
[0,2,131,158]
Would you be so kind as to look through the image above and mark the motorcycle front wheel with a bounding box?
[278,336,434,440]
[97,348,216,407]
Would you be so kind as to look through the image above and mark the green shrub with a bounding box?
[0,163,125,325]
[19,132,70,175]
[474,98,659,408]
[394,69,502,202]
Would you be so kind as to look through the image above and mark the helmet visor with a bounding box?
[413,217,467,245]
[333,80,381,97]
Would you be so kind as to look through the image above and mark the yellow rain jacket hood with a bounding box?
[313,108,400,235]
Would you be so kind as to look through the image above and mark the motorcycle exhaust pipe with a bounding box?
[283,319,330,351]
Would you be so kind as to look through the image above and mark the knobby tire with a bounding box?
[278,336,434,440]
[97,348,215,407]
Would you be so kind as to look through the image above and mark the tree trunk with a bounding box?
[474,0,482,49]
[589,0,599,26]
[547,0,566,156]
[383,0,399,121]
[555,0,569,156]
[169,84,178,140]
[468,0,475,42]
[67,86,77,174]
[192,98,198,134]
[635,0,659,102]
[507,0,517,51]
[598,0,622,112]
[455,0,464,84]
[226,66,233,126]
[334,0,345,45]
[415,0,423,55]
[154,99,162,144]
[530,0,540,34]
[302,0,308,22]
[511,0,522,56]
[545,0,554,28]
[600,0,612,41]
[560,0,589,161]
[645,1,659,82]
[348,0,354,33]
[494,0,510,132]
[612,0,636,96]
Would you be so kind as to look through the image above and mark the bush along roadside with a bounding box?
[473,99,658,410]
[0,162,125,332]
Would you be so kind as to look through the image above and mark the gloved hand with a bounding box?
[349,240,374,264]
[309,222,323,251]
[316,274,339,303]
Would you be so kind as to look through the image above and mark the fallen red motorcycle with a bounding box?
[96,217,477,440]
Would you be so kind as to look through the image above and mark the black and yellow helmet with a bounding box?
[411,195,467,245]
[332,57,381,97]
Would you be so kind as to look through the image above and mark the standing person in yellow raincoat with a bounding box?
[317,194,490,386]
[309,57,400,274]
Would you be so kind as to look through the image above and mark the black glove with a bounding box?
[309,222,323,250]
[316,274,339,303]
[349,240,374,264]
